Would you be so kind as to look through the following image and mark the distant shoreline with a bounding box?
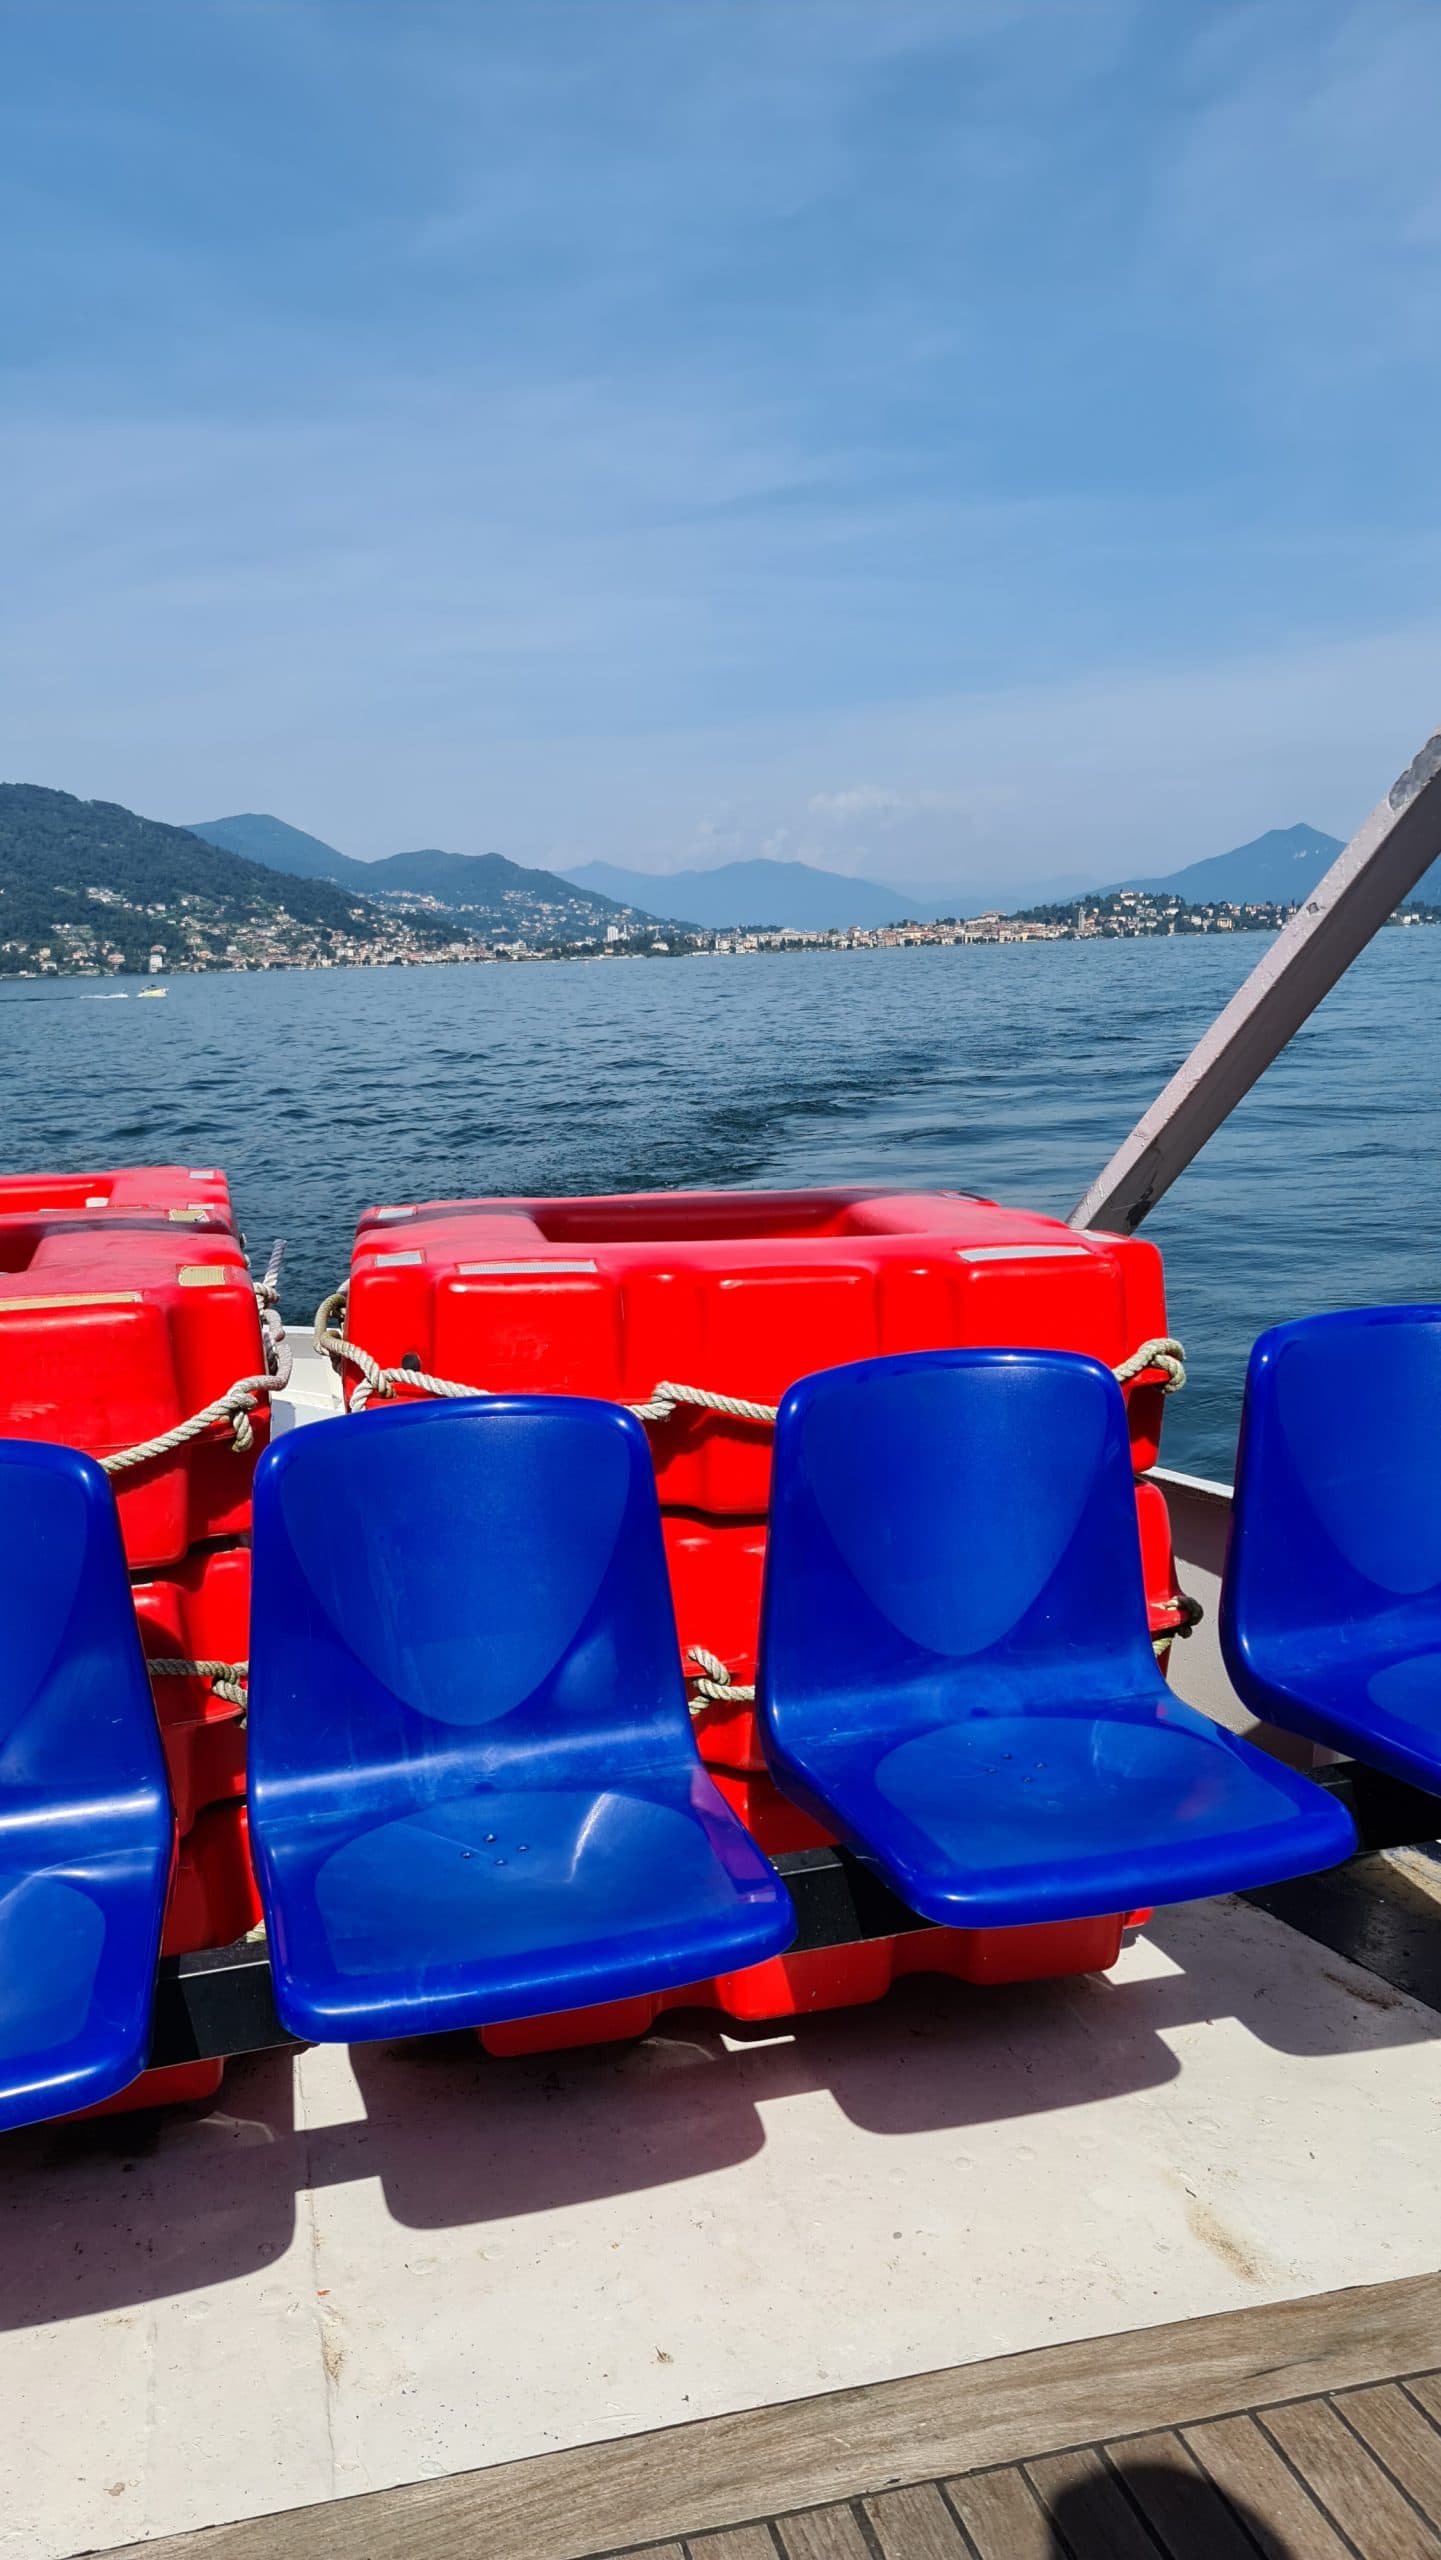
[6,901,1440,986]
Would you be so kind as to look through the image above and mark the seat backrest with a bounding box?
[1224,1306,1441,1660]
[248,1397,696,1815]
[760,1347,1156,1740]
[0,1437,169,1825]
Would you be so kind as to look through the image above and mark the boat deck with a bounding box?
[7,1849,1439,2560]
[5,1366,1441,2560]
[110,2269,1441,2556]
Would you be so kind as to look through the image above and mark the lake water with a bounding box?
[3,932,1437,1479]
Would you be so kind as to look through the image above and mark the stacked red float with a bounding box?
[0,1167,267,2109]
[0,1164,232,1223]
[344,1186,1188,2049]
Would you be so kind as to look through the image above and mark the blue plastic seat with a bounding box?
[1223,1306,1441,1791]
[0,1441,173,2131]
[757,1349,1356,1927]
[248,1397,795,2041]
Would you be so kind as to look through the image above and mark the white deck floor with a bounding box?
[4,1895,1441,2557]
[5,1350,1440,2557]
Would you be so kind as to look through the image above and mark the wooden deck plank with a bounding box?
[773,2508,872,2559]
[1106,2427,1260,2560]
[1024,2447,1162,2559]
[861,2482,970,2556]
[943,2467,1055,2559]
[1183,2412,1355,2560]
[1261,2398,1440,2558]
[1410,2377,1441,2433]
[1342,2385,1441,2527]
[686,2531,779,2559]
[108,2277,1441,2560]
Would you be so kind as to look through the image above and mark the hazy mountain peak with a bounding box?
[187,812,363,885]
[560,856,922,929]
[194,816,658,935]
[1108,823,1347,903]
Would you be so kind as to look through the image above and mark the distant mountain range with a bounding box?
[563,856,1100,925]
[563,829,1427,926]
[190,813,657,939]
[195,821,1085,929]
[26,797,1423,967]
[559,856,923,930]
[1105,820,1441,910]
[1108,824,1348,904]
[187,811,360,883]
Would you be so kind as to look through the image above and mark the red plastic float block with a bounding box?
[479,1913,1128,2058]
[349,1187,1172,1481]
[0,1227,266,1570]
[664,1514,767,1764]
[68,1803,262,2122]
[163,1799,263,1955]
[131,1544,251,1832]
[678,1478,1185,1769]
[0,1164,234,1231]
[1136,1474,1187,1664]
[708,1766,832,1855]
[73,2058,226,2118]
[348,1187,1177,1768]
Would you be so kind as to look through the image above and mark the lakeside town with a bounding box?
[346,880,1441,968]
[9,784,1439,979]
[9,878,1441,978]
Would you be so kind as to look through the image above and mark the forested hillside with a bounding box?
[0,786,475,974]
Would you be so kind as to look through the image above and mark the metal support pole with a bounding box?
[1069,727,1441,1233]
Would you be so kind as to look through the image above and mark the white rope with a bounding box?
[254,1239,286,1311]
[101,1249,294,1477]
[315,1288,1185,1423]
[685,1644,756,1705]
[101,1333,293,1476]
[313,1297,482,1411]
[315,1293,780,1423]
[146,1657,249,1710]
[1112,1334,1186,1392]
[631,1381,778,1425]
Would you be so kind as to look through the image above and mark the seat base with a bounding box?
[258,1777,796,2042]
[1232,1648,1441,1800]
[765,1703,1359,1929]
[0,1849,170,2134]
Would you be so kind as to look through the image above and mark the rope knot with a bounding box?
[685,1645,757,1709]
[1112,1335,1186,1393]
[146,1658,249,1714]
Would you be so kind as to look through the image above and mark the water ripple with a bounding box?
[4,935,1437,1476]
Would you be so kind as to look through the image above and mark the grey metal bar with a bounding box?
[1069,726,1441,1232]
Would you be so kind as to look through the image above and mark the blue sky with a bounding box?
[4,0,1441,892]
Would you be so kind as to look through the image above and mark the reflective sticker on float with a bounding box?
[456,1259,600,1276]
[0,1291,144,1311]
[955,1243,1094,1263]
[372,1251,423,1267]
